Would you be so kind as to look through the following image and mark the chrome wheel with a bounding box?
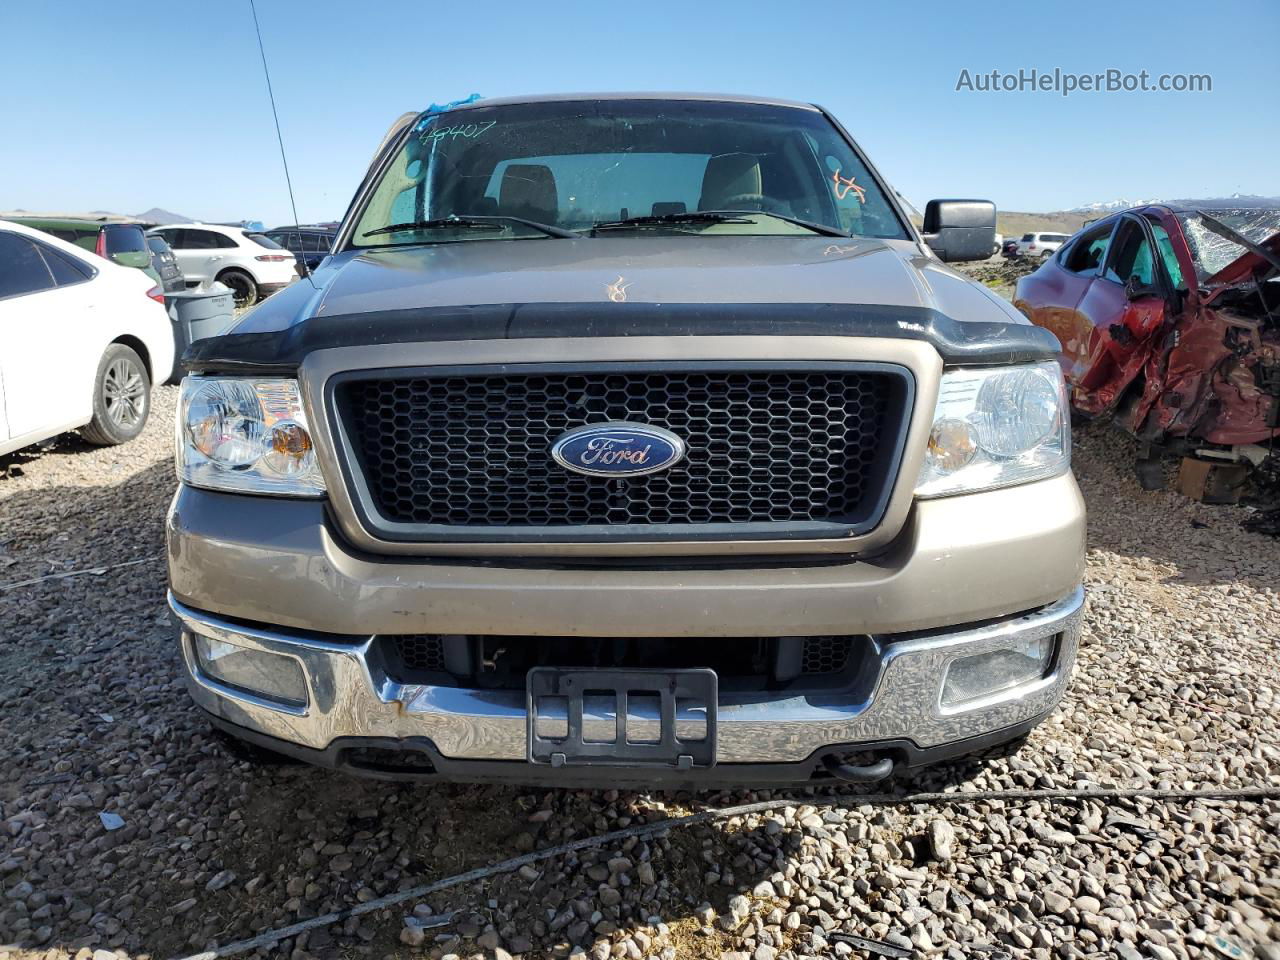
[103,357,146,428]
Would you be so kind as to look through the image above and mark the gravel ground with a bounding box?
[1,386,1278,960]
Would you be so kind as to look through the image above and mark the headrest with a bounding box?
[699,153,762,210]
[498,164,558,223]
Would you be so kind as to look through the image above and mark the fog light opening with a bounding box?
[191,632,309,709]
[941,633,1059,707]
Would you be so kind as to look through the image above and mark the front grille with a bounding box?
[397,635,445,673]
[379,634,870,692]
[801,635,853,675]
[334,366,908,533]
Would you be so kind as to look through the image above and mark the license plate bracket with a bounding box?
[527,667,717,768]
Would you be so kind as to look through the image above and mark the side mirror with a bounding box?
[921,199,997,262]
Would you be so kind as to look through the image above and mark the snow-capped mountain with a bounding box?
[1069,198,1162,214]
[1070,193,1279,214]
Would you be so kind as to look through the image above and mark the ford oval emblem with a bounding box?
[551,422,686,478]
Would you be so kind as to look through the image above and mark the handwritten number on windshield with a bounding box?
[419,120,498,145]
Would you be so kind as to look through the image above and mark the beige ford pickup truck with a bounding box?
[168,93,1084,787]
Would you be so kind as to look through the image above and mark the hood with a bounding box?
[194,234,1061,372]
[237,235,1025,334]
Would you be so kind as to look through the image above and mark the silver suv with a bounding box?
[168,93,1084,787]
[1016,231,1070,258]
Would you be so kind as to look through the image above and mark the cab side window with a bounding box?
[36,243,92,286]
[181,230,230,249]
[269,231,302,253]
[0,232,56,299]
[1104,220,1155,287]
[1061,222,1114,276]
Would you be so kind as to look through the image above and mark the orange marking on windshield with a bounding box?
[832,169,867,204]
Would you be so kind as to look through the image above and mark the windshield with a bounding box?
[102,224,148,255]
[246,232,284,250]
[352,99,908,247]
[1178,209,1280,281]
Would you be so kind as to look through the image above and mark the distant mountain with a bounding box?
[133,207,193,224]
[1069,198,1161,214]
[2,206,198,223]
[1069,193,1280,214]
[997,211,1095,237]
[1173,194,1280,210]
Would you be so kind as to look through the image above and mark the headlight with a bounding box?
[177,377,325,496]
[915,362,1069,498]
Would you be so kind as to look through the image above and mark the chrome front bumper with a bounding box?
[171,586,1083,766]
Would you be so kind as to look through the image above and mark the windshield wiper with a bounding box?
[592,210,848,238]
[362,215,574,239]
[701,209,850,238]
[592,212,753,232]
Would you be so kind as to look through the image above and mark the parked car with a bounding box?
[169,93,1082,788]
[264,223,336,275]
[146,233,185,295]
[0,220,173,454]
[146,223,297,306]
[1016,232,1069,258]
[1015,205,1280,484]
[992,232,1004,257]
[9,216,162,285]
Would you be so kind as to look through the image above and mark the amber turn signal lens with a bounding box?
[271,422,312,456]
[927,418,978,474]
[262,421,315,475]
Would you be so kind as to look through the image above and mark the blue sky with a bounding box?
[2,0,1275,225]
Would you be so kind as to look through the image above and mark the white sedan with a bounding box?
[0,220,175,455]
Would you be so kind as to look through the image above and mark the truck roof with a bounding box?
[437,91,821,112]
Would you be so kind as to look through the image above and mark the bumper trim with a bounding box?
[172,587,1083,766]
[204,707,1050,788]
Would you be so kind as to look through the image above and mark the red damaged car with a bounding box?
[1015,205,1280,484]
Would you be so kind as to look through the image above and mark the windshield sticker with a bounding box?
[831,169,867,204]
[419,120,497,145]
[605,276,633,302]
[413,93,483,132]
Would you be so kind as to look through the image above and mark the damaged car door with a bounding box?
[1018,218,1116,385]
[1070,214,1172,415]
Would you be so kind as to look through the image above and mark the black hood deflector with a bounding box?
[184,301,1060,374]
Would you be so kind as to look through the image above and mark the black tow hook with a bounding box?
[821,754,895,784]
